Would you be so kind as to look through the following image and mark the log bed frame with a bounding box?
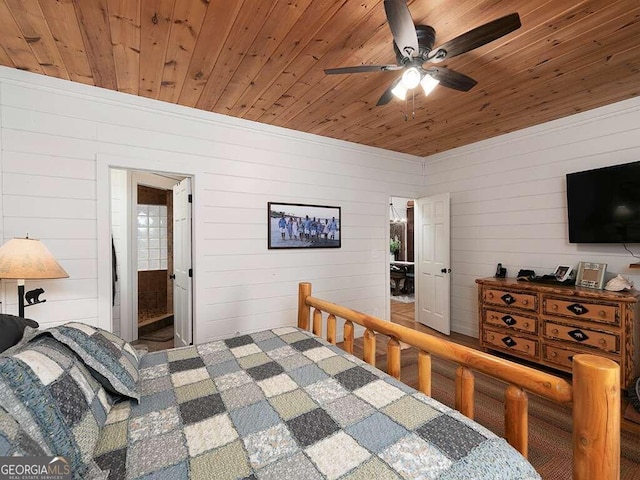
[297,282,620,480]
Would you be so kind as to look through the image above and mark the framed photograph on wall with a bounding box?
[268,202,341,249]
[575,262,607,289]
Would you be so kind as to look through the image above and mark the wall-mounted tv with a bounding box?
[566,161,640,243]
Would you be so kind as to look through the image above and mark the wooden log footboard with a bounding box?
[297,282,620,480]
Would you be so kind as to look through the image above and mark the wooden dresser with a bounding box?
[476,277,640,389]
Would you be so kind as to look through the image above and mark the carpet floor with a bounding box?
[365,343,640,479]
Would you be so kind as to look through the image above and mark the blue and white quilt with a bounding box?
[94,327,540,479]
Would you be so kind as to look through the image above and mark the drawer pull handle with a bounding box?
[522,299,529,305]
[598,310,606,318]
[552,328,559,335]
[525,344,530,350]
[599,338,606,345]
[568,329,589,342]
[488,293,494,299]
[551,351,557,357]
[501,294,516,305]
[523,322,529,328]
[567,303,589,316]
[501,315,516,326]
[552,304,558,311]
[490,335,495,341]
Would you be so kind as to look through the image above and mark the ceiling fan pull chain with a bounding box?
[412,90,415,119]
[404,96,408,121]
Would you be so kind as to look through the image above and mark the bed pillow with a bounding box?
[0,336,110,479]
[0,314,39,353]
[36,323,140,402]
[629,376,640,412]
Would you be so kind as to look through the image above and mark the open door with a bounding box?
[415,193,450,334]
[173,178,193,346]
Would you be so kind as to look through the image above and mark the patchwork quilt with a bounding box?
[94,327,540,479]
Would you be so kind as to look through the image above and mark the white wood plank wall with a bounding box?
[0,67,423,341]
[424,96,640,337]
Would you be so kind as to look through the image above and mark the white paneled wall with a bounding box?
[0,66,423,341]
[424,96,640,337]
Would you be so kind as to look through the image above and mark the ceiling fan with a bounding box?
[324,0,521,105]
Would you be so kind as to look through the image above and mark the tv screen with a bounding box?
[567,161,640,243]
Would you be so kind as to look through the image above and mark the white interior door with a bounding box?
[173,178,193,347]
[415,193,451,334]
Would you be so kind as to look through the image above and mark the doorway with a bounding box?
[389,197,415,325]
[110,168,192,352]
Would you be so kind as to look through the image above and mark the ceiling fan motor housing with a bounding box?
[394,25,436,64]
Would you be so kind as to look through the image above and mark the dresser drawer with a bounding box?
[542,319,620,354]
[483,328,539,359]
[483,289,537,311]
[542,344,580,370]
[543,297,618,325]
[484,309,538,334]
[542,344,617,371]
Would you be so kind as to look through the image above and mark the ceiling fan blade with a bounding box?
[384,0,419,58]
[426,66,477,91]
[431,13,521,60]
[324,65,402,75]
[376,77,402,106]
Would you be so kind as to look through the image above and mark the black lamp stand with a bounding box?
[17,280,46,318]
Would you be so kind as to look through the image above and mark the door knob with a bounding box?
[169,274,176,280]
[440,268,451,274]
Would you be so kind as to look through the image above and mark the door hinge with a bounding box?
[188,268,193,277]
[188,194,193,203]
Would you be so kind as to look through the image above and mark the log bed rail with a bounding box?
[297,282,620,480]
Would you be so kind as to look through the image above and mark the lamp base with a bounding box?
[17,282,25,318]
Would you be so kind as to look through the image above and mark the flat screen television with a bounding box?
[566,161,640,243]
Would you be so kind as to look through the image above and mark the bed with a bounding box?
[0,282,620,480]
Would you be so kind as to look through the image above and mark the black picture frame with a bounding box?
[268,202,341,249]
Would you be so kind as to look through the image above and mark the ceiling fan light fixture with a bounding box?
[401,67,421,89]
[420,74,440,96]
[391,82,408,100]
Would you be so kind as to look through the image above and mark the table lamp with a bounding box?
[0,236,69,317]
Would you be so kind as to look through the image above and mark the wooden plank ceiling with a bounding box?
[0,0,638,156]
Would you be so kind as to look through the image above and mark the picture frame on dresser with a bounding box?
[553,265,573,282]
[575,261,607,289]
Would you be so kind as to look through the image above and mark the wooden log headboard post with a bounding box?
[572,354,620,480]
[298,282,312,330]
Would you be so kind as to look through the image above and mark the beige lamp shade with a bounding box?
[0,237,69,279]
